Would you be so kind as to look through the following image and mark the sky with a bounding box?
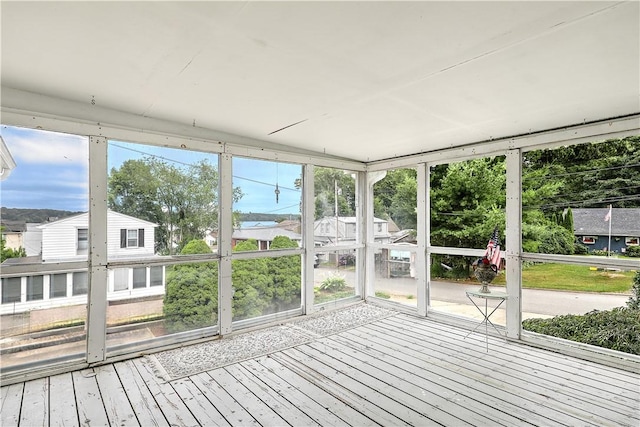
[1,125,302,215]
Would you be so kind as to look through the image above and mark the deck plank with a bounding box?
[241,357,351,426]
[0,382,23,427]
[296,341,482,426]
[49,373,79,427]
[281,346,440,426]
[410,317,640,396]
[71,369,110,427]
[1,309,639,427]
[94,364,138,426]
[19,377,49,427]
[206,367,286,427]
[373,316,639,425]
[257,355,380,426]
[113,360,169,427]
[171,377,232,427]
[189,372,259,426]
[273,350,407,427]
[337,326,587,426]
[132,357,200,427]
[223,363,321,427]
[385,316,640,419]
[311,334,535,426]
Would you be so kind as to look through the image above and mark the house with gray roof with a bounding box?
[572,208,640,253]
[232,226,301,250]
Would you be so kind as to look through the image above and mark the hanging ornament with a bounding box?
[274,163,280,203]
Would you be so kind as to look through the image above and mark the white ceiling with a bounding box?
[2,1,639,163]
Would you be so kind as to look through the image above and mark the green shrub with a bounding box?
[573,244,588,255]
[375,291,391,299]
[163,239,218,333]
[522,308,640,355]
[627,271,640,310]
[625,246,640,257]
[319,276,347,292]
[590,249,609,256]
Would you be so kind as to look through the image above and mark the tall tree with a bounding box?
[108,157,236,254]
[430,157,506,249]
[313,167,356,219]
[373,168,418,230]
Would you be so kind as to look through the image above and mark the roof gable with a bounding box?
[37,210,158,229]
[572,208,640,236]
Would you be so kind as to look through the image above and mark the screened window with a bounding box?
[77,228,88,254]
[72,272,88,295]
[132,267,146,289]
[50,273,68,298]
[26,276,44,301]
[113,268,128,291]
[150,266,163,287]
[2,277,21,304]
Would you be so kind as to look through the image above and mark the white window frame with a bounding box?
[77,227,88,254]
[127,229,139,248]
[625,236,639,246]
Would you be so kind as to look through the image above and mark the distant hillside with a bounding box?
[238,212,301,222]
[0,207,83,223]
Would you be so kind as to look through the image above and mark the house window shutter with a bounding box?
[139,229,145,248]
[120,229,127,248]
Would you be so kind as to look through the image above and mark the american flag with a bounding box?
[484,228,501,268]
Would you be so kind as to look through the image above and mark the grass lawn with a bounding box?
[521,263,635,293]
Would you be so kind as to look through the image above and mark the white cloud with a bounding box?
[2,127,88,165]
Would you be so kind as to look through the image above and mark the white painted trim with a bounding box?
[1,87,362,170]
[302,164,316,314]
[522,252,640,269]
[505,149,523,340]
[355,171,365,298]
[366,114,639,169]
[218,154,233,335]
[87,136,108,363]
[416,163,427,317]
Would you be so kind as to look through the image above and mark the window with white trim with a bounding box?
[132,267,146,289]
[582,236,596,244]
[626,236,639,246]
[72,272,88,295]
[26,275,44,301]
[50,273,67,298]
[120,228,144,249]
[113,268,128,291]
[150,266,163,287]
[77,228,88,255]
[1,277,21,304]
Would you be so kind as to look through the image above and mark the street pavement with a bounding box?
[315,267,631,320]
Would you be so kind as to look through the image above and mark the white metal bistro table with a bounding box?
[464,290,508,352]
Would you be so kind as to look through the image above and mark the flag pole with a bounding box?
[607,204,612,257]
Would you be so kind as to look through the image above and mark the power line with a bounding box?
[523,162,640,181]
[110,142,301,193]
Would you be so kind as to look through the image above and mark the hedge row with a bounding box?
[522,307,640,355]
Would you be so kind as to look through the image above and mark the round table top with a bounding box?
[466,290,508,299]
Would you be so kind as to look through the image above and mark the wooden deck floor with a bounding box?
[1,311,639,426]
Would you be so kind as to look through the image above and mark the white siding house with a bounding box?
[314,216,391,245]
[1,211,164,315]
[38,211,156,262]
